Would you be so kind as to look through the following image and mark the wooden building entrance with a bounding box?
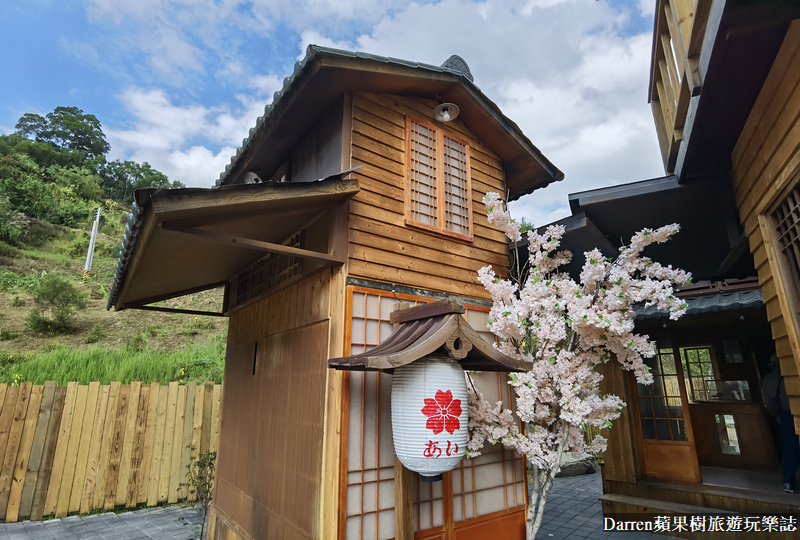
[629,346,702,484]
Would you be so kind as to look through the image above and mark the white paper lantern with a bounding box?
[391,355,468,481]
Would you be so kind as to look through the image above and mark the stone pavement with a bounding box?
[0,505,204,540]
[0,474,677,540]
[538,473,679,540]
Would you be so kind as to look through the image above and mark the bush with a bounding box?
[0,271,40,293]
[26,273,87,334]
[86,324,105,344]
[0,329,19,341]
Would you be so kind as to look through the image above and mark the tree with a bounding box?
[15,106,110,160]
[466,192,691,539]
[99,160,184,203]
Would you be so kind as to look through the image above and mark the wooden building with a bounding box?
[546,0,800,535]
[107,48,562,540]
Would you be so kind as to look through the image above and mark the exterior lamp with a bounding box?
[328,299,526,481]
[433,103,459,123]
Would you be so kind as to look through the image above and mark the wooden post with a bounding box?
[394,457,414,540]
[392,303,414,540]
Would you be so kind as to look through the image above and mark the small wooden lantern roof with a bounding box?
[328,300,528,373]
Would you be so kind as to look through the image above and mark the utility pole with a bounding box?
[83,208,101,284]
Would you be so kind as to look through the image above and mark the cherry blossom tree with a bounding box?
[466,192,691,539]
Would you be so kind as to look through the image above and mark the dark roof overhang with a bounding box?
[328,300,528,372]
[217,46,562,201]
[566,174,754,281]
[108,174,359,311]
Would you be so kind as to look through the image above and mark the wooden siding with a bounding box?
[346,92,510,301]
[213,270,335,540]
[0,381,220,522]
[731,20,800,432]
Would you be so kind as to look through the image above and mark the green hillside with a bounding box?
[0,107,226,385]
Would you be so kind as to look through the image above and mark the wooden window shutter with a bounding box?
[406,116,473,241]
[407,119,438,227]
[442,135,471,237]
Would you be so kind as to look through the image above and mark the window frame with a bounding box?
[762,171,800,362]
[405,115,474,242]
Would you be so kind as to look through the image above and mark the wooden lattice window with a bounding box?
[636,348,688,442]
[342,288,524,540]
[681,346,716,402]
[406,118,473,241]
[234,232,302,307]
[773,188,800,319]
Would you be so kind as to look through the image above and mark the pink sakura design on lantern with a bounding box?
[421,390,462,435]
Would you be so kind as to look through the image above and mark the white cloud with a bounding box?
[347,0,663,225]
[92,0,664,223]
[637,0,657,18]
[297,30,357,60]
[106,86,277,187]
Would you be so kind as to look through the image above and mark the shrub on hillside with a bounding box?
[26,273,87,334]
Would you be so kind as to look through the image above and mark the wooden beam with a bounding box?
[130,305,226,317]
[688,0,713,58]
[160,223,345,264]
[665,2,702,94]
[393,302,414,540]
[119,281,228,312]
[394,457,414,540]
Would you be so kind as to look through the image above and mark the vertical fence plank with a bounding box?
[168,385,186,504]
[104,384,129,510]
[210,385,222,453]
[56,383,88,517]
[116,382,140,507]
[0,387,21,473]
[68,382,99,513]
[138,382,159,504]
[80,385,109,514]
[44,382,77,516]
[19,381,56,519]
[31,386,65,520]
[5,384,39,522]
[0,381,223,520]
[127,385,149,508]
[0,383,32,519]
[147,385,168,507]
[179,382,196,499]
[188,384,204,502]
[158,382,179,502]
[94,381,120,510]
[200,382,213,454]
[0,384,8,417]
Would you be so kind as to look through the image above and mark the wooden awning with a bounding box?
[108,175,359,312]
[328,300,528,372]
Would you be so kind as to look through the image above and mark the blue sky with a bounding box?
[0,0,662,226]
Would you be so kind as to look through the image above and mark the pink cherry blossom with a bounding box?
[467,193,690,540]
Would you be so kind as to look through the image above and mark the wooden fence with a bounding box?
[0,381,222,522]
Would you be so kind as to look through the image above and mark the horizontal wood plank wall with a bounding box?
[0,381,221,522]
[347,92,510,301]
[731,20,800,432]
[214,270,333,540]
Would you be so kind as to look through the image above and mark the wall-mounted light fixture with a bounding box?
[433,103,459,123]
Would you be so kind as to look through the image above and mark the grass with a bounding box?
[0,334,226,385]
[0,213,229,385]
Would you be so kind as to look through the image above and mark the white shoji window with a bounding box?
[344,289,525,540]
